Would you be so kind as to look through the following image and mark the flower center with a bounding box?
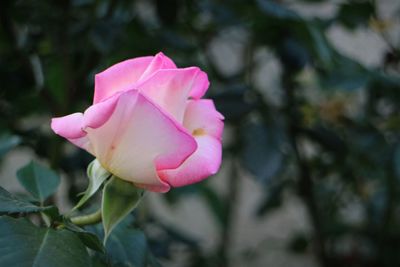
[192,128,206,136]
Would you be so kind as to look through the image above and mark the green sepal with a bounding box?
[101,176,144,244]
[72,159,110,211]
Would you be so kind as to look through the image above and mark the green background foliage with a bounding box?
[1,0,400,266]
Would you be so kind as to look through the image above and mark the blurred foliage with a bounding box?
[1,0,400,266]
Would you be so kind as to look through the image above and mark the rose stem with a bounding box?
[70,209,102,226]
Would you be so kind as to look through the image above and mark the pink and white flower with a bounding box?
[51,52,224,192]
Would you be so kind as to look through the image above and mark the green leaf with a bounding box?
[304,21,334,67]
[212,85,257,122]
[318,54,370,90]
[241,121,286,185]
[101,176,144,243]
[106,226,148,267]
[337,1,375,29]
[87,215,154,267]
[91,257,109,267]
[256,0,299,20]
[393,144,400,181]
[42,206,62,222]
[64,221,105,253]
[0,186,51,214]
[147,253,163,267]
[0,133,21,158]
[73,159,110,211]
[16,161,60,202]
[0,216,91,267]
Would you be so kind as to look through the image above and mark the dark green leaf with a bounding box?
[304,21,334,67]
[147,253,163,267]
[337,1,375,29]
[102,176,144,243]
[77,230,105,254]
[0,186,50,214]
[241,122,286,185]
[0,133,21,158]
[0,216,91,267]
[318,54,370,90]
[42,206,62,221]
[87,215,154,267]
[64,221,105,253]
[16,161,60,202]
[106,227,148,267]
[256,0,299,20]
[91,257,109,267]
[393,144,400,181]
[212,84,256,121]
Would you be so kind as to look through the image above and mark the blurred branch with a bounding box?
[282,70,331,267]
[377,152,399,262]
[105,0,118,19]
[218,155,240,267]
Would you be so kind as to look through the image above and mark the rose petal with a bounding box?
[83,92,120,129]
[85,90,197,191]
[137,67,209,122]
[138,52,176,81]
[94,56,153,104]
[183,99,224,138]
[189,70,209,99]
[69,136,93,154]
[51,113,95,153]
[51,96,120,154]
[158,135,222,187]
[93,52,177,104]
[51,113,86,139]
[157,99,224,187]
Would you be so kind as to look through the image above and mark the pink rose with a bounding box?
[51,52,224,192]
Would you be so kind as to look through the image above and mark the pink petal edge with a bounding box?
[94,56,154,104]
[158,135,222,187]
[157,99,224,187]
[93,52,178,104]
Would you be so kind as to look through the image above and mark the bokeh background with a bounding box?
[1,0,400,266]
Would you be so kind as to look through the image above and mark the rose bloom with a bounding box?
[51,53,224,192]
